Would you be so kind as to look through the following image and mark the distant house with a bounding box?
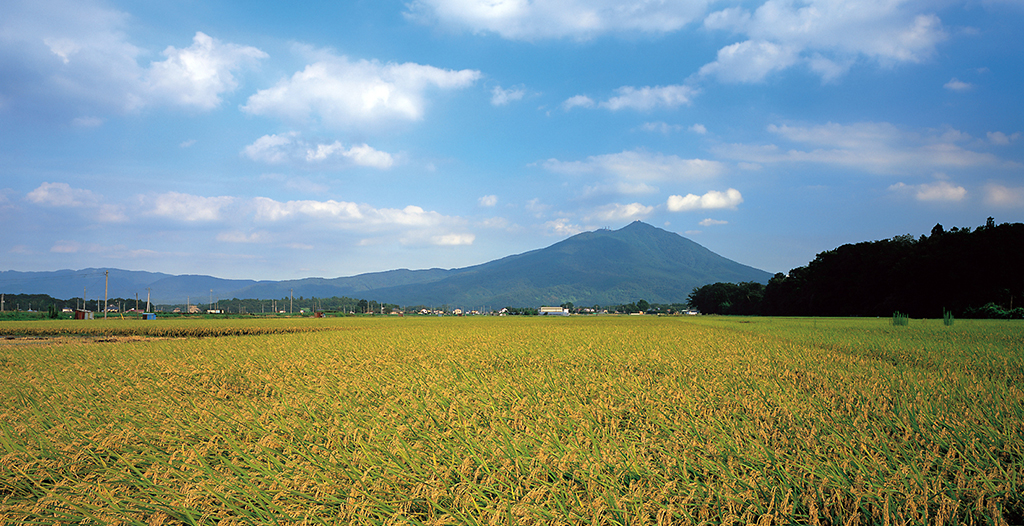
[539,306,569,316]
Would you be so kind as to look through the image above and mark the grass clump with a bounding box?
[892,310,910,326]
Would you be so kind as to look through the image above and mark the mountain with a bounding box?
[362,221,772,307]
[0,222,771,306]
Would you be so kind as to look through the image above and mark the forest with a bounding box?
[687,218,1024,318]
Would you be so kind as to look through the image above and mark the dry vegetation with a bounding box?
[1,316,1021,524]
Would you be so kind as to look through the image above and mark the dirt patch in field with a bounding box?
[0,335,178,346]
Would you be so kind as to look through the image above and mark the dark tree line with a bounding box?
[688,218,1024,318]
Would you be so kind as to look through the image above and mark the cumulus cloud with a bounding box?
[478,195,498,207]
[713,121,1019,175]
[243,133,395,169]
[251,197,458,231]
[26,182,100,207]
[984,184,1024,207]
[405,0,711,41]
[541,150,725,186]
[697,40,799,83]
[431,233,475,245]
[544,218,584,236]
[889,181,967,202]
[699,218,728,226]
[561,95,595,111]
[700,1,948,83]
[667,188,743,211]
[241,53,481,128]
[491,85,525,106]
[145,32,267,110]
[0,3,265,119]
[24,182,128,222]
[588,202,654,222]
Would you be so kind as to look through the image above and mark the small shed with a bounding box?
[141,313,157,320]
[74,310,94,320]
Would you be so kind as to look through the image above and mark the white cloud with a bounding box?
[478,195,498,207]
[889,181,966,202]
[690,124,707,134]
[242,53,481,128]
[243,133,395,169]
[984,184,1024,207]
[599,85,696,110]
[252,197,456,232]
[306,142,395,169]
[26,182,100,207]
[243,133,298,164]
[699,218,728,226]
[698,40,799,83]
[491,85,525,106]
[667,188,743,211]
[988,131,1021,145]
[431,233,475,245]
[639,122,683,134]
[24,182,127,222]
[944,78,973,92]
[216,231,268,243]
[144,32,267,110]
[700,1,948,83]
[561,95,595,111]
[568,85,696,111]
[588,202,654,222]
[713,121,1019,175]
[405,0,711,41]
[0,4,264,118]
[541,149,725,185]
[544,218,583,236]
[146,192,234,222]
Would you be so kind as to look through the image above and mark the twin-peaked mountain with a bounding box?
[1,222,772,307]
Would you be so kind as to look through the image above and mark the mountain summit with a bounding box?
[1,222,771,307]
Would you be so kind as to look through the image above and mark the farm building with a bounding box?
[539,306,569,316]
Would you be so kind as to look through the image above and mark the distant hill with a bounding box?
[0,222,771,306]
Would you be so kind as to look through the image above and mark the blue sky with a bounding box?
[2,0,1022,281]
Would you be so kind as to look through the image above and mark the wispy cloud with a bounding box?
[713,121,1019,175]
[566,85,696,111]
[491,85,525,106]
[541,149,725,186]
[405,0,711,41]
[889,180,967,202]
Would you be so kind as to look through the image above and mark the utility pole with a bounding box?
[146,288,151,313]
[290,289,293,314]
[104,270,109,319]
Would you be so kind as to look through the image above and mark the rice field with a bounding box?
[1,315,1021,525]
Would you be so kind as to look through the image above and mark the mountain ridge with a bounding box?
[0,222,771,306]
